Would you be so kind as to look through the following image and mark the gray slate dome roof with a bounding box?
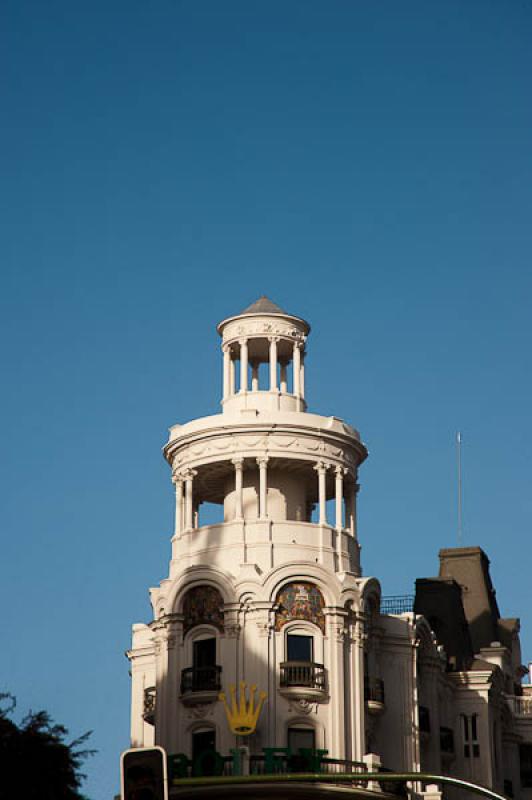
[239,296,287,315]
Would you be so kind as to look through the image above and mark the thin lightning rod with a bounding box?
[457,431,463,545]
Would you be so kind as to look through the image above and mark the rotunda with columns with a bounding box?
[128,296,378,765]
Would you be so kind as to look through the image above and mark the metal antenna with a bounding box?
[457,431,463,545]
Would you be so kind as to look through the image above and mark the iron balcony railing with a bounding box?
[143,686,156,724]
[279,661,326,691]
[364,677,385,705]
[180,665,222,694]
[380,595,415,614]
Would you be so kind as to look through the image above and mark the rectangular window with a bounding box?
[520,744,532,789]
[287,634,313,662]
[419,706,431,734]
[193,638,216,668]
[462,714,480,759]
[192,730,217,776]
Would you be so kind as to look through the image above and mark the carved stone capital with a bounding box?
[231,457,244,468]
[329,623,347,643]
[256,456,269,469]
[225,623,241,639]
[255,621,274,638]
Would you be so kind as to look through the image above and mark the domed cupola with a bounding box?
[217,296,310,413]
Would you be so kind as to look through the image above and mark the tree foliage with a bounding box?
[0,693,94,800]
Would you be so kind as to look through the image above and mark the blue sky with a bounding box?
[2,1,531,797]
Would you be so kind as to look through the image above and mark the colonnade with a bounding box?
[172,459,359,537]
[222,337,305,400]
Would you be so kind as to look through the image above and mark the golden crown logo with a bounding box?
[218,681,267,736]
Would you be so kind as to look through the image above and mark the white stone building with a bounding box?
[127,297,532,798]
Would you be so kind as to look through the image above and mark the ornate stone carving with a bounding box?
[221,316,307,346]
[330,623,348,643]
[288,699,317,715]
[169,430,359,474]
[186,703,214,720]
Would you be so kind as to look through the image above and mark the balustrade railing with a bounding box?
[506,694,532,716]
[180,665,222,694]
[279,661,326,691]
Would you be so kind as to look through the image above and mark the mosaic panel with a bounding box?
[182,585,224,635]
[275,582,325,633]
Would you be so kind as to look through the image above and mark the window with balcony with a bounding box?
[279,628,326,698]
[181,636,222,697]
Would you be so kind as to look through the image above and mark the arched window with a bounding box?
[274,582,325,632]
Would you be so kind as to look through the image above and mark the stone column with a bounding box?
[223,346,231,400]
[335,466,344,531]
[130,661,147,748]
[279,359,288,393]
[153,624,168,748]
[352,482,359,539]
[326,610,348,759]
[232,457,244,519]
[269,337,278,391]
[172,474,184,538]
[166,615,183,755]
[346,477,359,539]
[240,338,248,392]
[293,341,301,396]
[257,457,269,519]
[251,360,259,391]
[300,352,305,399]
[315,461,328,524]
[352,619,366,761]
[184,470,196,531]
[230,354,236,395]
